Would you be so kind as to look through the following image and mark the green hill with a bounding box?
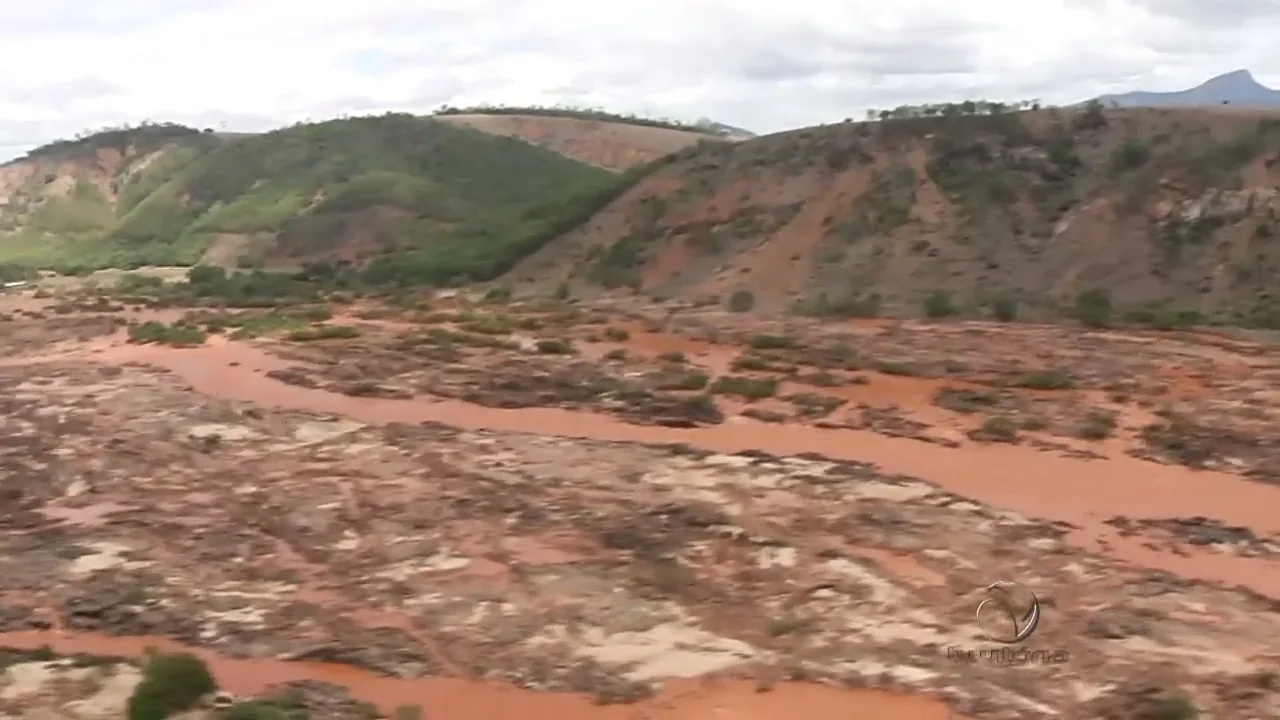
[0,113,624,282]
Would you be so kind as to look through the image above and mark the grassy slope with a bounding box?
[507,105,1280,326]
[0,114,623,281]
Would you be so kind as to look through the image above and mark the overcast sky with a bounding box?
[1,0,1275,160]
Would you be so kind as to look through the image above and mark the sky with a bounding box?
[0,0,1276,160]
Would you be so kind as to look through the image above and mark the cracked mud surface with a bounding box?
[1,292,1279,719]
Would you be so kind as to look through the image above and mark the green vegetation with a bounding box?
[535,338,574,354]
[20,121,212,162]
[748,333,799,350]
[434,103,721,135]
[127,321,208,347]
[709,375,778,400]
[1076,409,1118,440]
[1,114,627,282]
[653,371,710,391]
[1012,369,1075,390]
[1075,289,1114,328]
[863,99,1044,122]
[727,290,755,312]
[285,324,360,341]
[1148,693,1198,719]
[923,291,956,318]
[991,297,1018,322]
[974,416,1019,442]
[1123,305,1203,330]
[127,652,216,720]
[933,387,1000,413]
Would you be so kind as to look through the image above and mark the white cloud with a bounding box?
[0,0,1273,160]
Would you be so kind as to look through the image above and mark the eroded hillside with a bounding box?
[508,105,1280,327]
[0,116,619,281]
[0,124,218,268]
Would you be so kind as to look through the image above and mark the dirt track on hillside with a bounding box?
[435,114,716,170]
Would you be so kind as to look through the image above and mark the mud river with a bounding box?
[5,315,1280,718]
[0,630,958,719]
[68,334,1280,598]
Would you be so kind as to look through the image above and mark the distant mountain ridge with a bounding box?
[1094,69,1280,108]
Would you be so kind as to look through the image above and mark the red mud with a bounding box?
[0,631,961,719]
[57,336,1280,598]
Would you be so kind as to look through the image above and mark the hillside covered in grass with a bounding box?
[0,113,628,283]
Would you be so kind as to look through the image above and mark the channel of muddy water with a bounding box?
[56,332,1280,598]
[0,631,960,719]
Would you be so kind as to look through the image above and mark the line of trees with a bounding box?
[862,99,1047,122]
[433,103,724,135]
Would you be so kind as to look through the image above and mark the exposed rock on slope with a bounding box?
[507,105,1280,326]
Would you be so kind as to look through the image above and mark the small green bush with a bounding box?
[127,321,208,347]
[1075,289,1113,328]
[923,291,956,318]
[285,324,361,341]
[534,338,574,354]
[126,652,216,720]
[992,297,1017,322]
[727,290,755,312]
[709,375,778,400]
[748,334,798,350]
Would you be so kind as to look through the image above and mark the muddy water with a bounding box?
[65,336,1280,596]
[0,631,960,719]
[4,318,1278,715]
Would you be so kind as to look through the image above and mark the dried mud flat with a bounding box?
[1,293,1279,719]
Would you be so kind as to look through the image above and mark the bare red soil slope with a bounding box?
[507,106,1280,325]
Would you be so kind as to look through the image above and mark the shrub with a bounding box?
[992,297,1017,322]
[1075,289,1113,328]
[126,652,216,720]
[534,338,573,354]
[1076,409,1118,440]
[923,291,956,318]
[127,321,208,347]
[392,706,424,720]
[1013,369,1075,390]
[709,375,778,400]
[727,290,755,312]
[748,334,798,350]
[973,416,1018,442]
[483,285,512,302]
[285,324,361,341]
